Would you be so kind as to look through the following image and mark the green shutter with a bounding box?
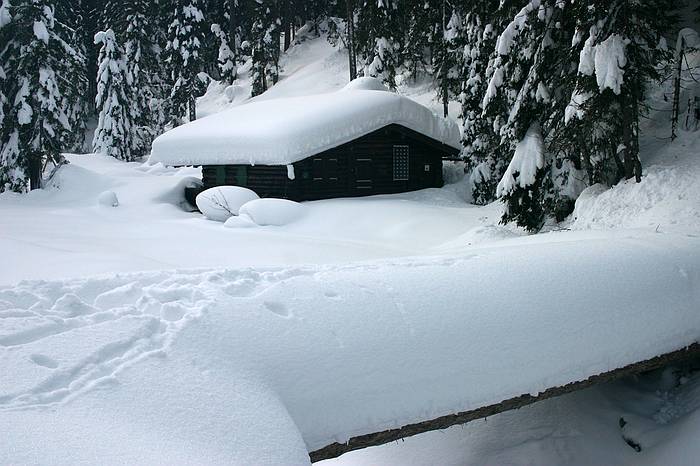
[215,166,226,185]
[235,166,248,186]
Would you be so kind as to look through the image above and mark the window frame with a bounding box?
[392,145,410,181]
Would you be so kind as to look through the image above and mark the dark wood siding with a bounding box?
[198,124,458,201]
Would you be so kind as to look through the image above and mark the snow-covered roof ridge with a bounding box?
[149,79,461,167]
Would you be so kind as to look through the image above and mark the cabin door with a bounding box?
[353,157,373,193]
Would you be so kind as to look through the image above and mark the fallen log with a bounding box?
[309,342,700,462]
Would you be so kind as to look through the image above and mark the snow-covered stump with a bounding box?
[309,343,700,462]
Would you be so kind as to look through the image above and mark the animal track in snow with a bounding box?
[263,301,291,318]
[0,266,318,410]
[30,354,59,369]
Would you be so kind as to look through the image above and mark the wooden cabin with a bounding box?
[149,78,461,204]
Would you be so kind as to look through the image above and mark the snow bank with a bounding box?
[1,232,698,463]
[239,198,306,226]
[150,81,461,167]
[195,186,260,222]
[571,134,700,233]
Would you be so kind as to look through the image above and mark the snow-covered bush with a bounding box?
[97,190,119,207]
[195,186,260,222]
[238,198,306,226]
[341,77,388,92]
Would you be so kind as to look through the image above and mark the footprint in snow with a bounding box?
[324,291,341,300]
[29,354,59,369]
[263,301,291,318]
[160,302,186,322]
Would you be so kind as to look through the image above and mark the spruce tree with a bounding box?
[0,0,73,192]
[92,29,134,161]
[459,1,499,188]
[55,0,90,152]
[356,0,402,89]
[434,7,464,118]
[561,0,678,185]
[211,22,237,84]
[123,0,164,156]
[468,0,524,205]
[164,0,206,124]
[249,1,281,96]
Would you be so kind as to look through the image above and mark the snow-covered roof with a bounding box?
[149,78,461,167]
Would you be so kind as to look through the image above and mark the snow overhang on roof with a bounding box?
[149,79,462,167]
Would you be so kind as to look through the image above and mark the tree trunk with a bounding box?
[671,36,684,140]
[282,1,291,51]
[309,343,700,462]
[189,96,197,122]
[621,91,640,182]
[229,0,238,77]
[28,152,43,191]
[346,0,357,81]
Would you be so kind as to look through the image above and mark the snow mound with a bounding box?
[223,214,257,229]
[571,137,700,233]
[97,190,119,207]
[341,76,389,92]
[150,89,460,167]
[196,186,260,222]
[239,198,306,226]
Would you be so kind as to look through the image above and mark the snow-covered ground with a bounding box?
[1,27,700,465]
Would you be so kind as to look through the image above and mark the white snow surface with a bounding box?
[150,79,460,167]
[1,232,698,464]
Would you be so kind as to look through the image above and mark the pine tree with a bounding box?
[561,0,678,185]
[249,2,268,96]
[1,0,74,192]
[92,29,135,161]
[249,1,282,97]
[401,0,436,82]
[356,0,402,89]
[211,22,237,84]
[459,1,499,182]
[55,0,90,152]
[123,0,165,156]
[0,0,11,130]
[497,123,548,232]
[467,0,523,205]
[163,0,206,124]
[434,6,464,118]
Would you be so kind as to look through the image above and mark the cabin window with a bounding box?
[312,157,339,182]
[393,145,409,181]
[215,166,226,185]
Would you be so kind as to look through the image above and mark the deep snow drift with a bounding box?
[1,232,698,465]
